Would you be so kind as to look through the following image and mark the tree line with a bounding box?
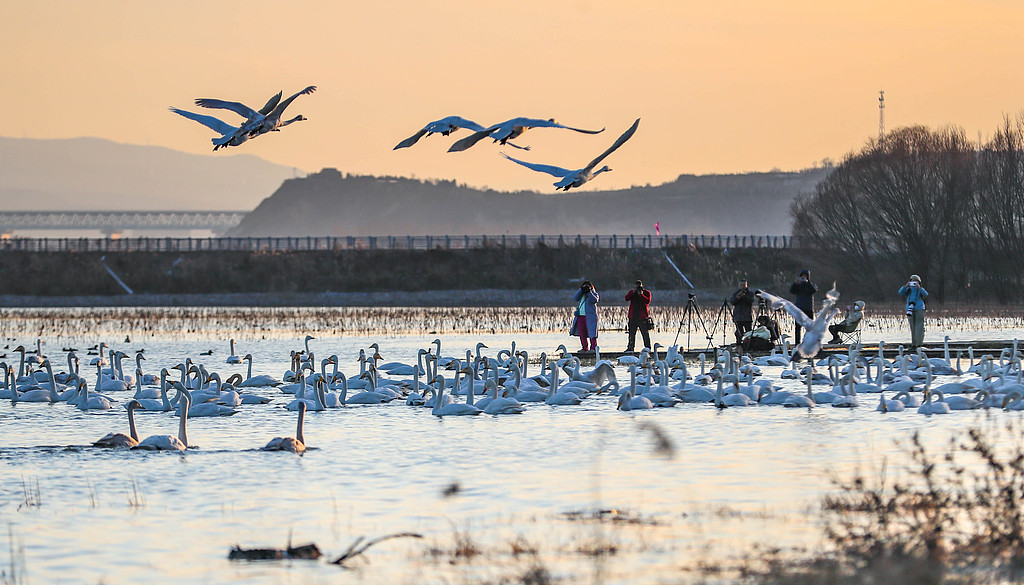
[791,117,1024,302]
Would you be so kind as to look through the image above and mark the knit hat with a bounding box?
[799,269,810,277]
[910,274,921,283]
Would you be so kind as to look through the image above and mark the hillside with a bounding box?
[0,136,298,211]
[231,167,829,236]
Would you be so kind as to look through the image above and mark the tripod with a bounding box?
[673,294,714,351]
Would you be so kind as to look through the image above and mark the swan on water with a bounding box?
[917,389,951,415]
[93,399,142,448]
[448,116,604,152]
[263,401,307,453]
[226,339,242,364]
[617,366,653,411]
[430,373,481,416]
[500,118,640,191]
[134,392,190,451]
[75,379,113,410]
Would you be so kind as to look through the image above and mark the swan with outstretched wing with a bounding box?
[500,118,640,191]
[757,283,840,358]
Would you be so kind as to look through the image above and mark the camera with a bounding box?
[688,293,696,300]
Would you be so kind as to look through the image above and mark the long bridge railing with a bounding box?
[0,234,799,253]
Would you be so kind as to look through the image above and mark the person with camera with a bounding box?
[898,275,928,348]
[569,280,600,352]
[729,279,757,347]
[624,280,653,353]
[789,269,817,344]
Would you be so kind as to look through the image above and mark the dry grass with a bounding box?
[740,419,1024,584]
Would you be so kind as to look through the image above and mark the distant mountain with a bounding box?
[230,167,830,236]
[0,136,299,211]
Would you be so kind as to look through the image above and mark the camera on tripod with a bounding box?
[688,293,696,300]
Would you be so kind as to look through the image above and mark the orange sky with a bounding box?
[3,0,1023,193]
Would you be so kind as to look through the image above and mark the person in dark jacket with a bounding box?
[729,280,756,346]
[625,280,653,352]
[789,269,817,344]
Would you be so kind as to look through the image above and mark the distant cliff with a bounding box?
[230,167,829,236]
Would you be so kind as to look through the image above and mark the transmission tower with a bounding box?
[878,90,885,143]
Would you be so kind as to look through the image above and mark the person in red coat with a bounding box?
[625,280,653,352]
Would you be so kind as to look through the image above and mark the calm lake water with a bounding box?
[2,308,1024,585]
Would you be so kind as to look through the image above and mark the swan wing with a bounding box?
[513,117,605,134]
[169,107,237,136]
[193,97,261,119]
[448,128,495,152]
[394,129,429,149]
[757,291,814,328]
[500,153,572,178]
[267,85,317,117]
[258,91,283,116]
[581,118,640,173]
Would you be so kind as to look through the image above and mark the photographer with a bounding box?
[624,280,653,353]
[788,269,817,344]
[898,275,928,348]
[729,279,757,347]
[569,280,600,352]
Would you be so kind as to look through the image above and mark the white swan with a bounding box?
[758,285,841,358]
[831,371,860,408]
[174,385,238,417]
[935,389,982,410]
[246,85,317,137]
[262,401,307,453]
[546,366,583,406]
[430,373,481,416]
[448,116,604,152]
[169,106,253,150]
[12,360,60,403]
[782,372,815,408]
[93,399,142,448]
[481,380,526,415]
[187,90,282,149]
[134,391,190,451]
[238,354,282,387]
[617,366,653,411]
[876,391,906,412]
[917,389,950,415]
[394,116,503,150]
[226,339,241,364]
[500,118,640,191]
[76,379,113,410]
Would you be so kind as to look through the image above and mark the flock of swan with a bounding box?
[4,333,1023,456]
[170,81,641,191]
[395,115,642,191]
[170,85,317,151]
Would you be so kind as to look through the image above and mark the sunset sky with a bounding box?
[3,0,1023,193]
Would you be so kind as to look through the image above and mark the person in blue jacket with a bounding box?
[898,274,928,348]
[569,280,600,351]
